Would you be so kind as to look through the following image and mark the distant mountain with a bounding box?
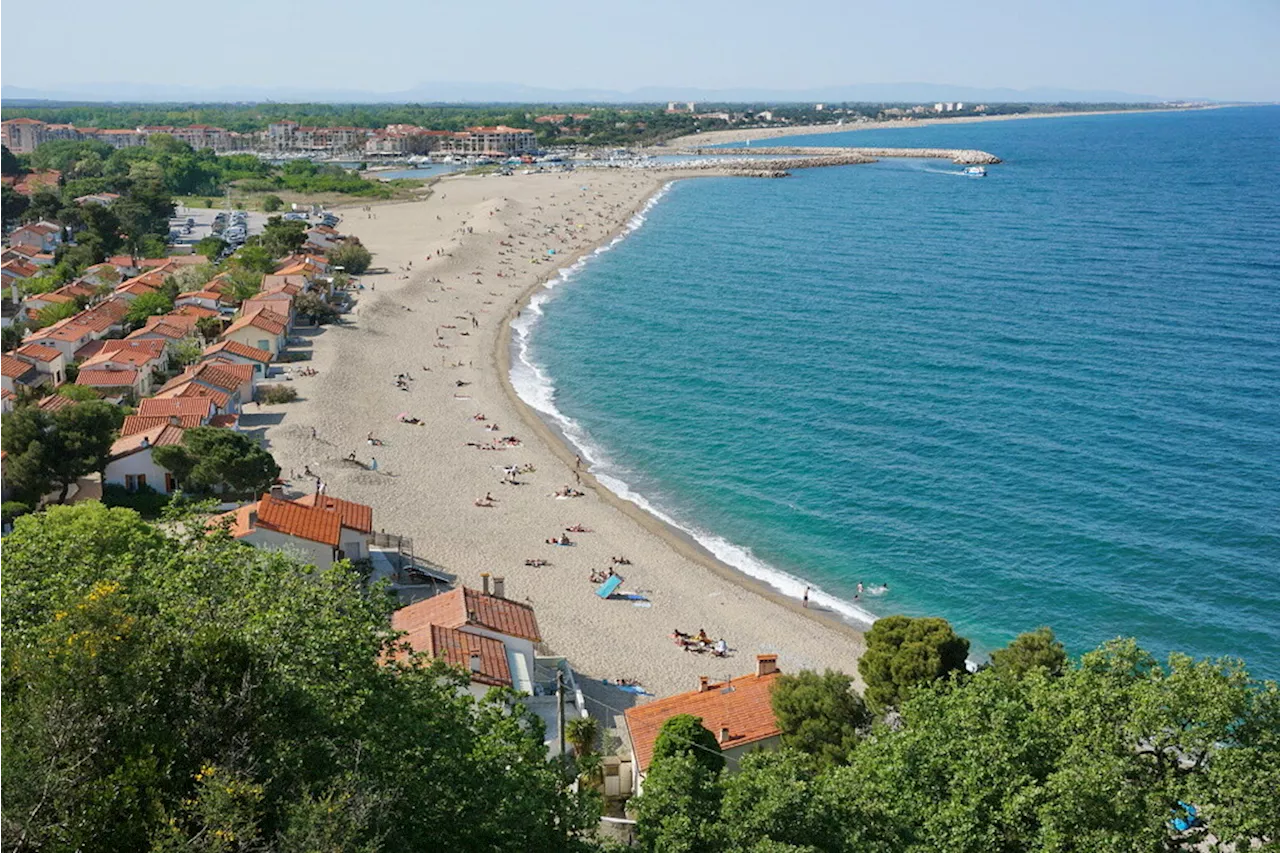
[0,80,1179,105]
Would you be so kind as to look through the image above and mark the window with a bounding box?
[257,339,270,351]
[165,473,175,493]
[124,475,136,491]
[137,473,147,489]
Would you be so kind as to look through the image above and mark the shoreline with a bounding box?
[660,103,1231,148]
[266,168,869,698]
[492,178,875,640]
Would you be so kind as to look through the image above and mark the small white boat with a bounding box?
[964,165,987,177]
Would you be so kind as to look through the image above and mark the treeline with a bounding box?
[7,135,392,201]
[1,503,599,852]
[634,617,1280,852]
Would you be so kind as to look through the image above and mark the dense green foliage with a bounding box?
[858,614,970,712]
[770,669,869,768]
[990,626,1069,678]
[0,400,126,505]
[257,215,308,257]
[327,238,373,274]
[637,647,1280,852]
[1,503,598,851]
[152,426,280,498]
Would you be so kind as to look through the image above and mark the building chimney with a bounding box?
[169,415,180,426]
[493,576,505,599]
[756,654,779,677]
[481,572,491,595]
[718,727,730,744]
[247,509,258,527]
[698,675,710,693]
[269,484,283,499]
[469,649,482,673]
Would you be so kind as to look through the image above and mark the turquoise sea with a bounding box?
[512,107,1280,676]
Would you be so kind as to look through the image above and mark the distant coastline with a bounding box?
[658,103,1235,148]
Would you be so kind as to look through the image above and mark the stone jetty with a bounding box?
[687,146,1003,165]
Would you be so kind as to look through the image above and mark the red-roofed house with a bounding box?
[214,491,371,569]
[624,656,785,791]
[120,413,206,436]
[392,622,514,698]
[80,339,168,392]
[136,396,217,420]
[103,423,188,493]
[159,360,254,409]
[389,583,542,696]
[175,290,223,311]
[2,353,43,394]
[201,340,272,379]
[9,221,64,253]
[25,320,96,360]
[221,308,287,358]
[390,583,543,697]
[240,291,294,329]
[76,365,146,401]
[13,342,68,386]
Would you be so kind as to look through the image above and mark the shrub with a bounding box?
[101,483,170,518]
[261,194,283,212]
[327,239,372,275]
[204,198,214,208]
[258,384,298,405]
[2,500,33,527]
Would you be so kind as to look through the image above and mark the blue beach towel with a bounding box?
[595,574,624,599]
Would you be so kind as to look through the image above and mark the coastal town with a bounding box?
[2,94,1274,851]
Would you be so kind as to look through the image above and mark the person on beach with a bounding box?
[855,582,864,601]
[803,587,810,608]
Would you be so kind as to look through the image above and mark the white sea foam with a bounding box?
[509,181,880,630]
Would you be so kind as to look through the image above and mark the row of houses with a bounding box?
[2,117,539,157]
[3,218,349,499]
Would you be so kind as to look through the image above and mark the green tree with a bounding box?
[635,754,723,853]
[195,315,224,342]
[565,716,599,759]
[32,300,80,330]
[327,239,373,275]
[124,289,175,326]
[770,669,869,767]
[170,338,203,367]
[652,713,726,775]
[2,183,29,226]
[25,187,64,222]
[858,615,970,713]
[57,383,101,402]
[0,400,125,504]
[296,290,340,325]
[259,215,308,258]
[152,426,280,499]
[194,235,227,260]
[230,244,275,274]
[1,503,598,852]
[2,320,27,352]
[990,626,1068,679]
[1,144,22,176]
[261,194,284,212]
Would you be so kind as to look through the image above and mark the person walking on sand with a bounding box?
[803,587,810,608]
[369,457,378,472]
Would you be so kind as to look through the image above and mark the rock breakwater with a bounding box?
[689,146,1003,165]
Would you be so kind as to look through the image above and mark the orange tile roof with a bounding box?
[153,382,230,409]
[77,366,139,388]
[391,587,541,643]
[177,290,224,301]
[2,354,35,379]
[82,339,166,369]
[109,423,187,458]
[2,258,41,278]
[162,361,249,395]
[208,413,240,429]
[116,280,159,298]
[224,309,286,337]
[120,413,204,436]
[298,492,374,534]
[137,396,216,419]
[100,338,168,358]
[253,493,342,547]
[390,621,512,687]
[36,393,81,411]
[202,340,271,363]
[28,321,94,344]
[625,666,783,774]
[14,342,62,362]
[171,304,221,319]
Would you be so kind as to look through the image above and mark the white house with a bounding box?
[13,342,68,386]
[388,582,542,700]
[221,308,287,358]
[200,340,273,379]
[623,655,785,794]
[104,423,187,494]
[215,490,373,570]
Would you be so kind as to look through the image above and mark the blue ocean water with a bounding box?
[513,107,1280,676]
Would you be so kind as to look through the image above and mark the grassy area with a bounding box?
[173,180,428,212]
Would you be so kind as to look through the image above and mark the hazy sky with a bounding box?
[3,0,1277,100]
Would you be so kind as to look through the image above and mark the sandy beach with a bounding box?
[660,104,1221,148]
[262,168,866,700]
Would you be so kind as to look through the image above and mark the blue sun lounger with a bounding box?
[595,574,624,599]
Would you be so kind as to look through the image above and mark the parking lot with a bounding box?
[169,205,269,251]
